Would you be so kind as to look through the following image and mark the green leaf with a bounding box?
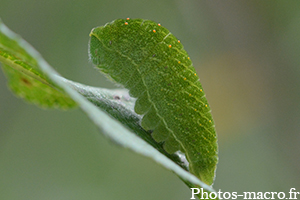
[0,19,77,109]
[89,18,218,185]
[0,19,219,199]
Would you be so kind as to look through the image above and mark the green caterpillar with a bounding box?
[89,18,218,185]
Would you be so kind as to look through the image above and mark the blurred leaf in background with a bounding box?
[1,0,300,200]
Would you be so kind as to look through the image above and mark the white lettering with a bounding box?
[223,192,230,199]
[244,192,256,199]
[289,188,296,199]
[263,192,270,199]
[231,192,238,199]
[256,192,263,199]
[270,192,277,199]
[209,192,217,199]
[277,192,285,199]
[218,189,223,199]
[190,188,200,199]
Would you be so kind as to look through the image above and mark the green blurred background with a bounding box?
[1,1,299,199]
